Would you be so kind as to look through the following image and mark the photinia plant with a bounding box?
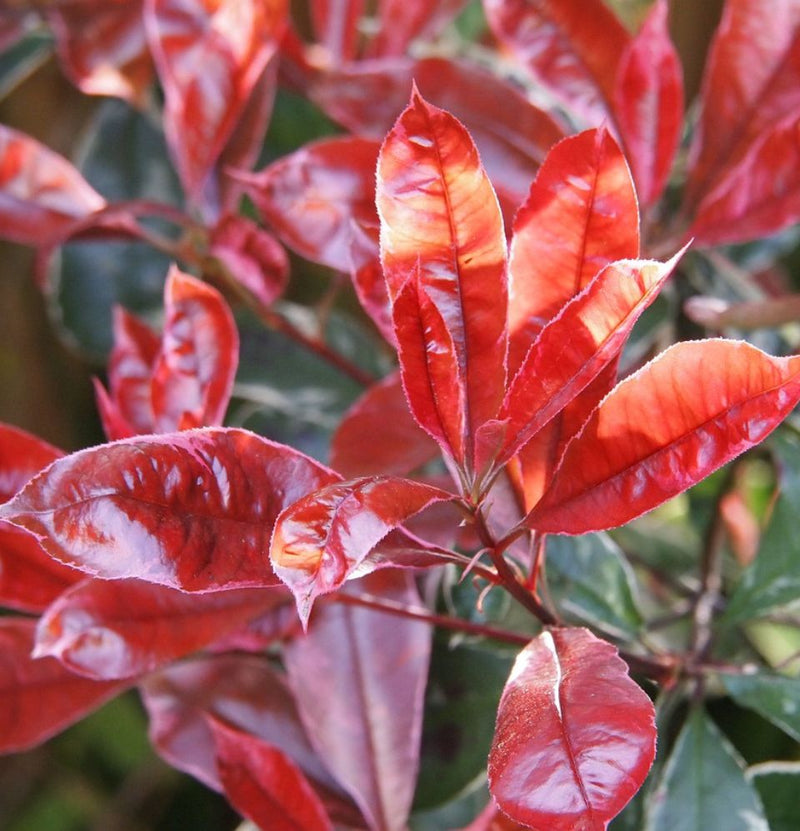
[4,1,800,829]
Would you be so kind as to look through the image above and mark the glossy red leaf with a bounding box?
[209,214,289,309]
[144,0,287,210]
[209,717,333,831]
[0,124,105,246]
[35,578,281,679]
[0,618,127,753]
[488,627,656,830]
[0,428,339,591]
[612,0,683,206]
[47,0,153,104]
[284,570,431,831]
[271,476,452,625]
[330,372,439,477]
[235,136,381,272]
[367,0,467,58]
[528,340,800,535]
[0,422,63,502]
[689,118,800,246]
[0,521,80,613]
[686,0,800,206]
[377,91,508,473]
[151,266,239,431]
[508,128,639,368]
[310,0,364,64]
[484,0,630,126]
[495,253,683,468]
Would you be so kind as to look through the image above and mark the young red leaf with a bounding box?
[209,717,333,831]
[35,579,281,680]
[367,0,467,58]
[234,136,381,272]
[0,124,105,246]
[284,570,431,831]
[689,118,800,246]
[0,428,339,591]
[484,0,630,126]
[508,127,639,362]
[495,253,683,468]
[488,627,656,830]
[0,521,80,613]
[686,0,800,206]
[144,0,287,211]
[151,266,239,432]
[0,618,127,753]
[528,340,800,535]
[330,372,439,477]
[612,0,683,206]
[47,0,153,104]
[377,90,508,474]
[0,422,63,501]
[310,0,364,64]
[271,476,452,625]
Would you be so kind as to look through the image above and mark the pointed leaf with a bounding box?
[377,91,508,471]
[209,717,333,831]
[284,571,431,831]
[484,0,630,125]
[35,578,281,680]
[271,476,452,624]
[0,428,339,591]
[747,762,800,831]
[612,0,683,206]
[0,618,127,753]
[721,671,800,742]
[151,266,239,431]
[498,254,681,467]
[508,128,639,366]
[645,708,768,831]
[488,627,656,830]
[0,422,63,502]
[528,341,800,535]
[0,124,105,246]
[235,136,381,272]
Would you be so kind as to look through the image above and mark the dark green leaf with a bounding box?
[0,29,52,102]
[746,762,800,831]
[721,672,800,742]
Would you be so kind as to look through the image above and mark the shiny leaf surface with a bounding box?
[528,341,800,535]
[271,476,452,625]
[488,627,656,831]
[0,124,105,246]
[721,672,800,742]
[284,571,431,831]
[0,428,339,590]
[0,422,63,502]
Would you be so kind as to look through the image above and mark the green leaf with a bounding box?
[746,762,800,831]
[725,429,800,624]
[545,532,643,638]
[0,29,52,102]
[644,708,768,831]
[721,672,800,742]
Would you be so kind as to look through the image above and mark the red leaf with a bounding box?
[689,118,800,246]
[0,618,127,753]
[0,521,80,613]
[612,0,683,206]
[528,340,800,535]
[151,266,239,431]
[686,0,800,206]
[496,253,683,468]
[209,214,289,308]
[209,717,333,831]
[484,0,630,126]
[310,0,364,64]
[377,90,508,474]
[235,136,381,272]
[0,428,339,591]
[0,422,63,502]
[488,627,656,831]
[284,570,431,831]
[271,476,452,625]
[35,578,281,680]
[367,0,468,58]
[330,371,439,477]
[145,0,287,211]
[508,128,639,369]
[47,0,153,104]
[0,124,105,246]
